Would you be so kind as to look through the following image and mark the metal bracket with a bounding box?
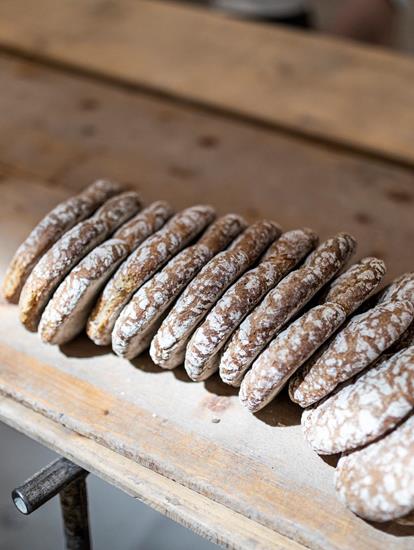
[12,457,91,550]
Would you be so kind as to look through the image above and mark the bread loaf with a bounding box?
[185,228,317,383]
[2,179,121,304]
[289,300,414,407]
[112,214,246,359]
[87,205,216,346]
[38,202,172,345]
[19,191,141,331]
[39,239,130,345]
[302,346,414,454]
[335,412,414,522]
[219,233,356,387]
[150,220,281,371]
[240,303,346,413]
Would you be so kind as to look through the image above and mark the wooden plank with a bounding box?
[0,1,414,165]
[1,336,414,550]
[0,56,414,283]
[0,397,302,550]
[0,173,413,549]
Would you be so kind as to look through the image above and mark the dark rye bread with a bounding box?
[185,228,318,382]
[39,201,172,345]
[2,179,122,304]
[87,205,216,346]
[19,192,141,332]
[219,233,356,387]
[289,300,414,408]
[240,302,347,413]
[238,257,386,413]
[112,214,246,359]
[335,412,414,522]
[150,220,281,371]
[302,346,414,455]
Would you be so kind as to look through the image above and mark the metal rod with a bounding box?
[60,476,91,550]
[12,457,87,515]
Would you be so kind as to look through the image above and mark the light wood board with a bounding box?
[0,0,414,164]
[0,178,413,549]
[0,55,414,283]
[0,396,301,550]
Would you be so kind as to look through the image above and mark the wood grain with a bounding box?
[1,57,414,282]
[0,0,414,164]
[0,306,413,549]
[0,397,302,550]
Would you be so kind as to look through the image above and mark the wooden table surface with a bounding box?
[0,1,413,549]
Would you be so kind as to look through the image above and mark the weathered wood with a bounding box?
[0,397,301,550]
[0,0,414,164]
[0,304,413,549]
[1,57,414,282]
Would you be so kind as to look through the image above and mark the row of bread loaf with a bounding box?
[2,180,413,524]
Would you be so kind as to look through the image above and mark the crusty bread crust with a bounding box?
[219,233,356,387]
[19,191,141,332]
[240,302,346,413]
[335,412,414,522]
[112,214,246,359]
[86,205,216,346]
[2,179,121,304]
[302,346,414,455]
[150,220,281,372]
[185,228,317,383]
[39,239,130,345]
[289,300,414,407]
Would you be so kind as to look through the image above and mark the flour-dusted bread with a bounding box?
[2,179,122,304]
[39,239,130,345]
[378,272,414,305]
[379,272,414,353]
[150,220,281,371]
[112,214,246,359]
[322,257,386,315]
[87,205,216,346]
[38,202,172,345]
[19,192,141,332]
[289,300,414,408]
[185,228,317,382]
[302,346,414,454]
[240,303,346,413]
[335,413,414,522]
[219,233,356,387]
[113,200,173,250]
[238,257,385,412]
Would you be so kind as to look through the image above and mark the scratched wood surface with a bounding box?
[0,179,413,550]
[1,0,414,165]
[0,55,414,283]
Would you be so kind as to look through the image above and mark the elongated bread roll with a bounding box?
[289,300,414,407]
[87,205,216,346]
[302,346,414,454]
[39,239,130,345]
[185,228,317,383]
[112,214,246,359]
[322,257,386,315]
[39,201,172,345]
[335,413,414,522]
[219,233,356,387]
[2,179,121,303]
[19,192,141,331]
[240,303,347,413]
[151,220,281,371]
[239,257,386,412]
